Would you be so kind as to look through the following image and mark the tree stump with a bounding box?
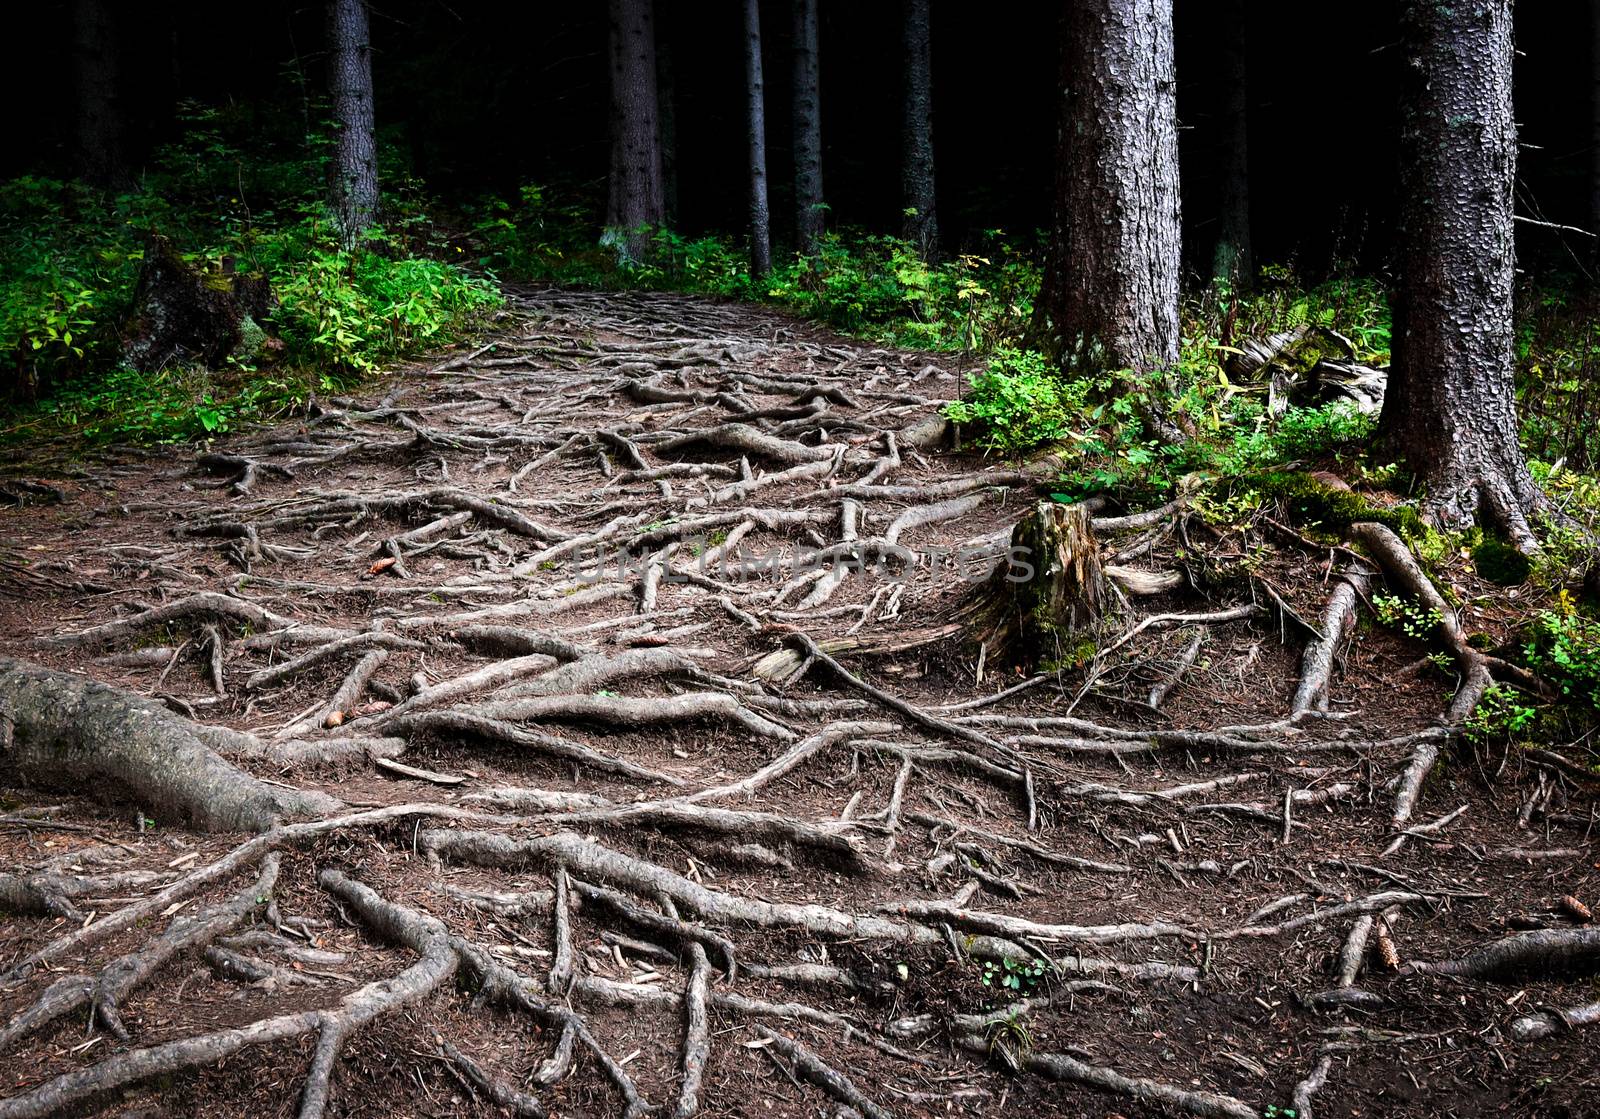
[121,233,278,371]
[958,500,1108,670]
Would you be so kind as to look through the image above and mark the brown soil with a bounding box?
[0,288,1596,1119]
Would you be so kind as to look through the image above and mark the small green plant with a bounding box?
[1464,683,1538,745]
[944,347,1087,455]
[1263,1106,1298,1119]
[979,955,1048,994]
[983,1012,1034,1070]
[1524,601,1600,711]
[1372,594,1444,642]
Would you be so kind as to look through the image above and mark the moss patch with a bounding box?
[1472,535,1532,586]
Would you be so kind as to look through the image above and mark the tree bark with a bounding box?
[606,0,666,263]
[121,233,279,372]
[659,37,679,226]
[1212,0,1252,288]
[792,0,825,255]
[744,0,773,279]
[70,0,125,187]
[1382,0,1540,545]
[956,502,1108,669]
[0,659,337,832]
[900,0,938,257]
[327,0,378,247]
[1059,0,1181,375]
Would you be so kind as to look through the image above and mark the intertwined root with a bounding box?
[3,289,1595,1118]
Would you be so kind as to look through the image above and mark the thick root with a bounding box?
[0,658,338,831]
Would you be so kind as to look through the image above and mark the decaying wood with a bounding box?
[955,499,1108,667]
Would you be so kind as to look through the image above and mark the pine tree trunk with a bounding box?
[1382,0,1540,546]
[900,0,938,257]
[792,0,825,255]
[1212,0,1252,288]
[70,0,125,187]
[744,0,773,279]
[327,0,378,247]
[606,0,666,263]
[658,38,679,227]
[1059,0,1181,374]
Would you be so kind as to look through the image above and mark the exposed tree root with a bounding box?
[2,288,1592,1116]
[0,854,281,1054]
[957,1035,1257,1119]
[1510,997,1600,1041]
[0,867,458,1119]
[1291,564,1371,714]
[1405,929,1600,982]
[0,658,337,831]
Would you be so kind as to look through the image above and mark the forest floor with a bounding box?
[0,289,1597,1119]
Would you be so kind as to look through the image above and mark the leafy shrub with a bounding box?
[944,348,1087,454]
[979,956,1048,994]
[1525,603,1600,711]
[16,366,299,445]
[1527,461,1600,590]
[2,102,502,443]
[273,230,501,379]
[1373,593,1444,642]
[1464,683,1538,746]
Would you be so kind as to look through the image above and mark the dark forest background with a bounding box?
[2,2,1591,279]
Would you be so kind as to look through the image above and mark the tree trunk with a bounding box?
[792,0,825,255]
[744,0,773,279]
[606,0,666,263]
[1212,0,1252,288]
[956,502,1108,670]
[1382,0,1540,546]
[899,0,938,257]
[327,0,378,247]
[70,0,125,187]
[659,37,679,227]
[1059,0,1181,375]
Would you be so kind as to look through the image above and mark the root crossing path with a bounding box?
[1,289,1596,1119]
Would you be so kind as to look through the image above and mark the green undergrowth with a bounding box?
[473,186,1038,353]
[2,103,500,445]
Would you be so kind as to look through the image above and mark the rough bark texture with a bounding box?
[658,38,679,225]
[744,0,773,279]
[120,233,278,372]
[899,0,938,257]
[0,658,337,832]
[1382,0,1540,544]
[1060,0,1181,374]
[70,0,125,187]
[606,0,666,263]
[1212,0,1252,287]
[327,0,378,247]
[960,501,1107,669]
[792,0,825,254]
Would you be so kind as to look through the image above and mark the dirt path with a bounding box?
[1,289,1597,1119]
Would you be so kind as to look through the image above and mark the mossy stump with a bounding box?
[121,232,279,372]
[959,500,1108,670]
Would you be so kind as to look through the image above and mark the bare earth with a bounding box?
[1,289,1597,1119]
